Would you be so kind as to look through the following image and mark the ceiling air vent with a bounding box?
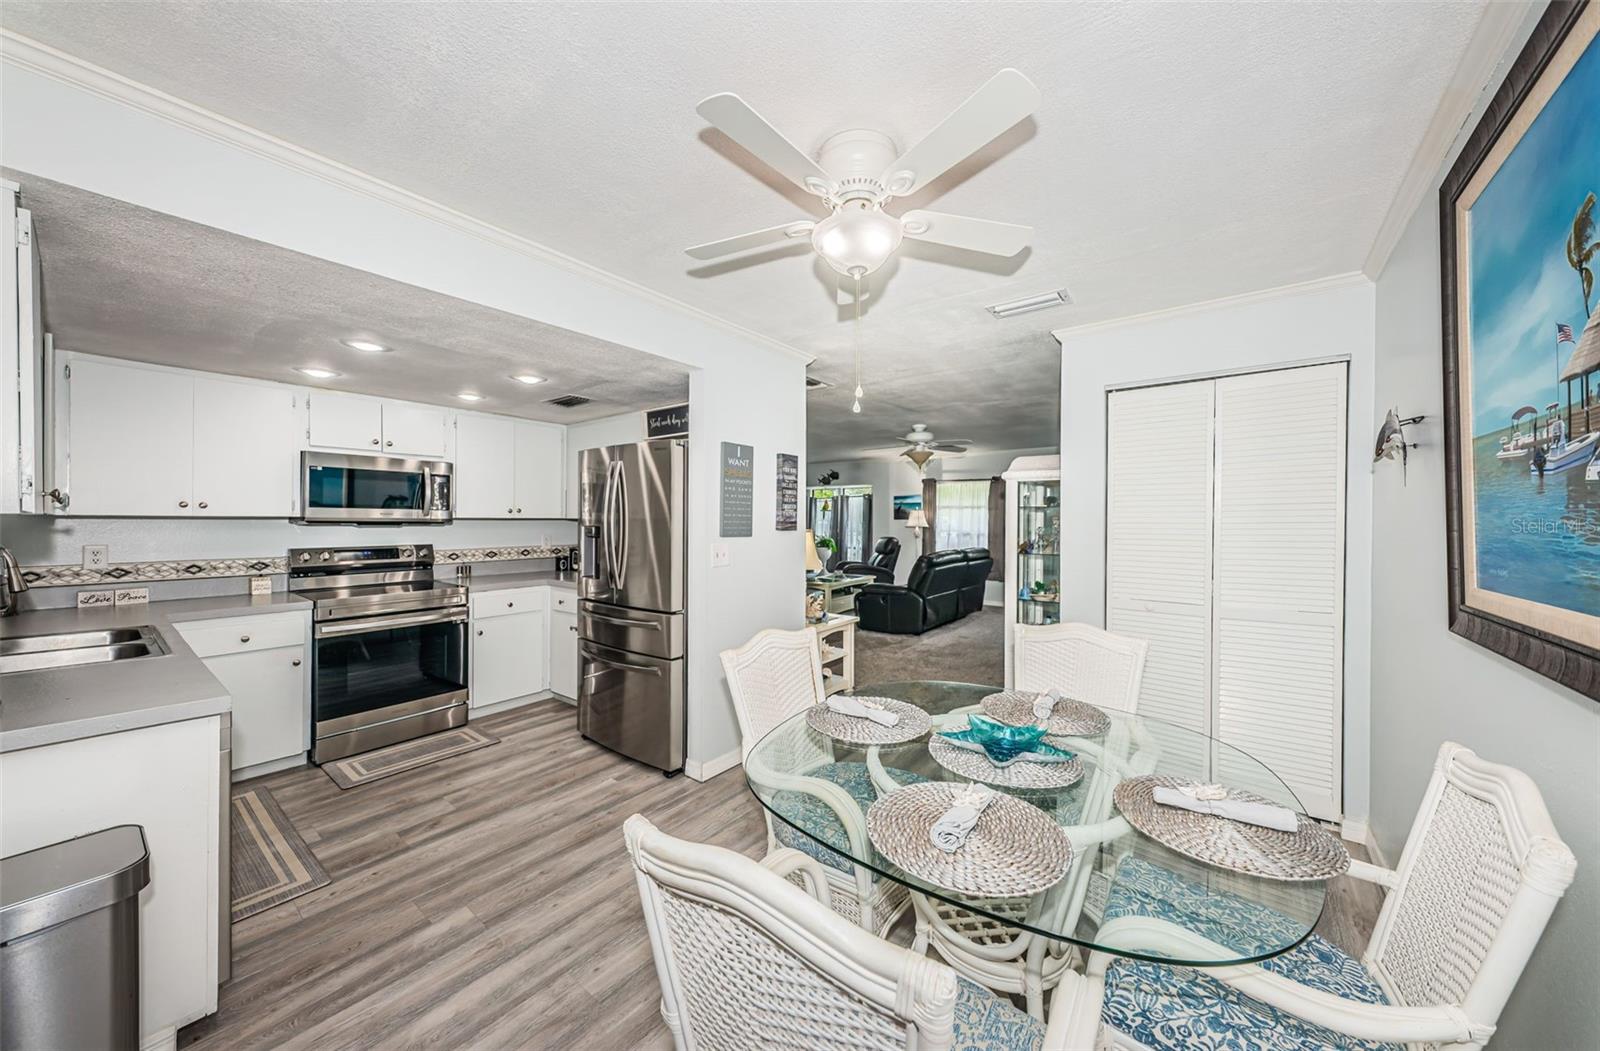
[805,376,831,391]
[545,394,592,408]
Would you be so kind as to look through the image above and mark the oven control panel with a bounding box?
[288,545,436,573]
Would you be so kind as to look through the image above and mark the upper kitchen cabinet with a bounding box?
[453,412,565,518]
[307,392,448,459]
[2,180,43,514]
[57,354,300,517]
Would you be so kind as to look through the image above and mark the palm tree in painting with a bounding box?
[1569,192,1597,317]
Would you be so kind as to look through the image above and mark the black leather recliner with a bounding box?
[837,537,901,584]
[856,548,994,635]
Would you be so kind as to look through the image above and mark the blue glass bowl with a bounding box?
[939,714,1070,765]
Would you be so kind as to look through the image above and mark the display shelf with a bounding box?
[1003,458,1063,687]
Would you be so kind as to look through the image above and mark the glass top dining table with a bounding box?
[743,680,1330,968]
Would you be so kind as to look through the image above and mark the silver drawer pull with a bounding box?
[585,655,662,677]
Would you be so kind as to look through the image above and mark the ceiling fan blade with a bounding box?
[685,221,815,260]
[899,210,1031,257]
[930,443,970,452]
[880,69,1040,197]
[697,93,832,196]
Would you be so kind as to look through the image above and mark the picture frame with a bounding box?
[1440,0,1599,698]
[892,494,922,521]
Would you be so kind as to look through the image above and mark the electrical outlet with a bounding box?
[82,544,109,571]
[114,587,149,606]
[77,589,115,608]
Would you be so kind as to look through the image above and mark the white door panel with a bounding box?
[68,359,194,515]
[193,377,299,517]
[382,402,448,458]
[308,391,382,452]
[454,414,516,518]
[513,421,564,517]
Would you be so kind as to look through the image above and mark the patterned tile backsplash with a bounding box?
[21,545,571,589]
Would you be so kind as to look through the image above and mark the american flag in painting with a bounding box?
[1556,322,1576,344]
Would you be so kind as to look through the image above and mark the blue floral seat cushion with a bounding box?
[770,762,925,873]
[1100,857,1401,1051]
[952,977,1044,1051]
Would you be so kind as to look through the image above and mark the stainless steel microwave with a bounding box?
[299,451,453,524]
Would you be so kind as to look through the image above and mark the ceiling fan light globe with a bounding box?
[811,204,902,276]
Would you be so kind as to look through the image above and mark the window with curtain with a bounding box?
[934,479,989,551]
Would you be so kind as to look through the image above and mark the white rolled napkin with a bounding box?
[825,695,899,727]
[1032,687,1065,723]
[929,784,996,853]
[1152,785,1299,833]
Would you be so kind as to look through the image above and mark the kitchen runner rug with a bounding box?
[231,787,330,921]
[320,726,501,790]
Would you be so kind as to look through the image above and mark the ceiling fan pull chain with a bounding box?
[851,270,864,414]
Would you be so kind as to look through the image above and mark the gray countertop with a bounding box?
[463,571,579,593]
[0,592,311,754]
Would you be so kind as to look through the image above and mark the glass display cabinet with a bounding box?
[1002,454,1061,688]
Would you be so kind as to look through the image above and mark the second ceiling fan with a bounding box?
[686,69,1040,279]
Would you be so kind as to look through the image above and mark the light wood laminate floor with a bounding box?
[181,700,1380,1050]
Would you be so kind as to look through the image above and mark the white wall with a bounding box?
[1,54,807,774]
[1055,278,1376,827]
[1367,103,1600,1049]
[565,409,647,513]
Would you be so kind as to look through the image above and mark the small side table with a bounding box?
[811,614,858,697]
[809,573,875,614]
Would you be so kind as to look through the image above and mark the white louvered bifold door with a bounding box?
[1212,363,1346,820]
[1105,381,1213,781]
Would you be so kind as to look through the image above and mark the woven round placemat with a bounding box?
[1113,775,1349,882]
[928,737,1084,790]
[804,697,931,745]
[866,781,1074,897]
[981,690,1111,738]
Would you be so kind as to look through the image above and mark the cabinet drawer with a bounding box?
[176,612,307,658]
[550,589,576,613]
[472,586,548,619]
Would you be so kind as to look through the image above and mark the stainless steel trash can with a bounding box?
[1,825,151,1051]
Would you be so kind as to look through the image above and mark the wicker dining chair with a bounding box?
[898,624,1150,1018]
[720,626,914,935]
[1092,741,1577,1050]
[1012,623,1149,713]
[623,814,1105,1051]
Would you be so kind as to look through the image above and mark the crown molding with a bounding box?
[1052,271,1370,342]
[0,30,813,366]
[1361,1,1537,279]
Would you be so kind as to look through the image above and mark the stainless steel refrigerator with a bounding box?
[577,439,687,773]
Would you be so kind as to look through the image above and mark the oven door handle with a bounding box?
[582,649,663,677]
[316,609,468,637]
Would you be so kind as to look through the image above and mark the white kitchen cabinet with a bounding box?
[193,376,300,517]
[454,413,517,517]
[3,181,42,514]
[381,401,448,458]
[514,420,565,517]
[471,587,549,707]
[307,391,384,451]
[66,357,195,515]
[549,592,578,700]
[174,611,310,776]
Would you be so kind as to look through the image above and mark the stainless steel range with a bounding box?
[288,544,468,763]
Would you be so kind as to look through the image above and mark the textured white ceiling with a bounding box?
[0,1,1487,460]
[14,173,688,421]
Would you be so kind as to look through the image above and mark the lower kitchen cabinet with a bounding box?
[472,608,547,707]
[173,611,310,776]
[550,607,578,699]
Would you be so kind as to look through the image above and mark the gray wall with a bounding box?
[1370,161,1600,1044]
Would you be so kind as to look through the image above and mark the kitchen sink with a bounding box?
[0,626,171,674]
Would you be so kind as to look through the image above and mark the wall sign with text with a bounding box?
[645,403,689,439]
[719,442,754,538]
[775,453,798,531]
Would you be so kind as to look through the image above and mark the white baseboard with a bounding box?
[685,747,741,783]
[141,1025,177,1051]
[231,753,306,783]
[470,691,556,718]
[1340,817,1369,845]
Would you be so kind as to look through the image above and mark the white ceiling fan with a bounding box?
[896,423,974,470]
[685,69,1040,279]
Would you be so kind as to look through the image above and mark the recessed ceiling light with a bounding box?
[341,338,389,353]
[457,392,484,402]
[295,367,340,379]
[511,374,545,385]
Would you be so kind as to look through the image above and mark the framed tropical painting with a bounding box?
[1442,0,1599,697]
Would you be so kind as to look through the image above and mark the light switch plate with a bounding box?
[249,576,273,596]
[77,589,115,608]
[82,544,108,571]
[114,587,149,606]
[710,543,731,568]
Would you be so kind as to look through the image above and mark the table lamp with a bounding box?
[805,530,825,574]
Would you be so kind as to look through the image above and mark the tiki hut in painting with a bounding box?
[1560,311,1600,437]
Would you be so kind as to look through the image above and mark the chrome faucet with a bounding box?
[0,546,27,616]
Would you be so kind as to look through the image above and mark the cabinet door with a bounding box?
[471,609,546,707]
[204,645,307,769]
[67,359,194,515]
[308,391,383,452]
[453,414,516,518]
[193,377,299,517]
[382,402,448,458]
[549,609,578,699]
[513,420,565,517]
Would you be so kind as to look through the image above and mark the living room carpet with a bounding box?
[855,607,1005,689]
